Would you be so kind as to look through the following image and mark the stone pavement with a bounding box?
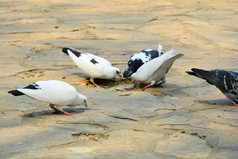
[0,0,238,158]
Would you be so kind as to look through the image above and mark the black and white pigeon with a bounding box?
[8,80,88,115]
[62,47,121,87]
[186,68,238,106]
[123,44,163,78]
[130,48,183,91]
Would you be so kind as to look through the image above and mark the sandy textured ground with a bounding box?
[0,0,238,158]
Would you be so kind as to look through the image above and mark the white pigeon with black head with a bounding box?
[123,44,163,78]
[62,47,121,87]
[186,68,238,106]
[8,80,88,115]
[130,49,183,91]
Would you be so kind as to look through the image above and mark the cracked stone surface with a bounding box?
[0,0,238,158]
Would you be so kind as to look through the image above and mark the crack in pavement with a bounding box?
[107,115,138,122]
[56,122,109,129]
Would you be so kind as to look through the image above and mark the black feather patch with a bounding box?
[141,49,161,59]
[24,83,40,90]
[62,48,81,57]
[8,83,40,96]
[123,48,162,78]
[62,48,69,55]
[90,58,99,64]
[128,59,143,72]
[8,90,25,96]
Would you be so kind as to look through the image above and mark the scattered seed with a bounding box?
[190,132,198,136]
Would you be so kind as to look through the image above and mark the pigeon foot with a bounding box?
[142,84,152,91]
[52,111,74,115]
[232,102,238,106]
[62,111,74,115]
[92,82,101,87]
[50,104,74,115]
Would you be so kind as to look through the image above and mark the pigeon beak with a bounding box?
[123,70,132,78]
[116,71,122,78]
[84,100,87,107]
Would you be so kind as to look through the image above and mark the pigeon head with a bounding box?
[113,67,122,78]
[103,67,121,79]
[74,93,88,107]
[123,68,134,78]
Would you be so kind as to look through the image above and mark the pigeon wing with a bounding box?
[190,69,237,93]
[17,81,51,102]
[153,53,184,76]
[190,69,223,86]
[66,49,111,76]
[17,80,77,105]
[215,70,238,95]
[132,49,176,81]
[188,69,238,102]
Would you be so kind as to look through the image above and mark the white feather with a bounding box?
[158,44,163,56]
[66,48,120,79]
[17,80,86,106]
[131,49,183,84]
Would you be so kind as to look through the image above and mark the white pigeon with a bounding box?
[123,44,163,78]
[8,80,87,115]
[130,49,184,91]
[62,47,121,87]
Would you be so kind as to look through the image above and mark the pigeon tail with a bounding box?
[158,44,163,56]
[165,49,177,59]
[160,53,183,74]
[62,48,82,57]
[8,90,25,96]
[189,68,219,85]
[186,70,205,79]
[62,48,70,55]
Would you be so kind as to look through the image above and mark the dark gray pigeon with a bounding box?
[186,68,238,106]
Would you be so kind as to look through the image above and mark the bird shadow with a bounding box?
[72,72,124,88]
[22,107,89,117]
[195,99,232,106]
[72,72,89,78]
[136,82,176,91]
